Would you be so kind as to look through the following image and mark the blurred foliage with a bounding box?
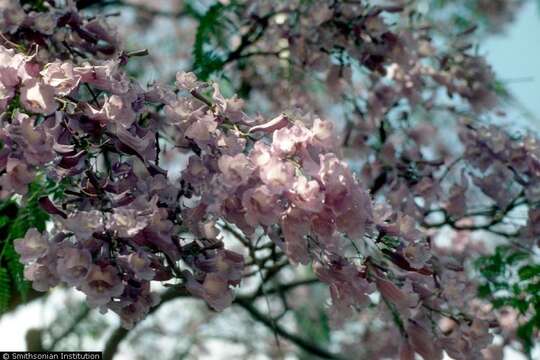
[294,305,331,360]
[192,3,233,80]
[476,245,540,355]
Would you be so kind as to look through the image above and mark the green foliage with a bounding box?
[192,3,239,80]
[20,0,47,12]
[476,246,540,354]
[0,268,10,314]
[192,3,228,80]
[0,177,64,316]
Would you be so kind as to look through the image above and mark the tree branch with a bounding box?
[234,297,346,360]
[103,278,325,359]
[103,286,190,360]
[48,305,91,350]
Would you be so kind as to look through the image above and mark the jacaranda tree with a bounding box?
[0,0,539,359]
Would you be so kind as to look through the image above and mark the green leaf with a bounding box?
[517,321,534,354]
[518,265,540,281]
[192,3,228,80]
[0,268,10,314]
[506,250,530,265]
[526,281,540,294]
[477,283,491,298]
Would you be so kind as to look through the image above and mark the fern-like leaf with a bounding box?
[0,268,11,314]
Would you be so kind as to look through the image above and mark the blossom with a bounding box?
[24,260,59,291]
[20,79,57,115]
[311,118,337,150]
[217,153,254,188]
[259,157,295,193]
[290,176,324,212]
[14,228,49,264]
[74,60,129,94]
[271,125,310,158]
[124,251,155,281]
[108,208,148,238]
[185,114,218,145]
[0,158,35,196]
[242,185,283,226]
[80,265,125,307]
[40,61,81,96]
[175,71,200,91]
[62,211,104,240]
[185,272,234,311]
[56,246,92,286]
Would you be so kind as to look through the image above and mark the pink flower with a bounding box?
[175,71,200,91]
[74,60,129,94]
[103,95,136,128]
[20,79,57,115]
[218,154,255,188]
[242,185,283,226]
[0,46,21,88]
[311,118,337,150]
[40,60,81,96]
[185,114,218,145]
[259,157,295,193]
[271,125,310,158]
[291,176,324,212]
[280,208,311,264]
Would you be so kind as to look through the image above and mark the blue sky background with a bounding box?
[483,1,540,130]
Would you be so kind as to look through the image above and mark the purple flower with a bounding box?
[17,113,55,165]
[0,158,35,196]
[14,228,49,264]
[175,71,200,91]
[24,258,59,292]
[80,265,125,307]
[62,211,104,240]
[56,246,92,286]
[108,208,148,238]
[125,251,155,281]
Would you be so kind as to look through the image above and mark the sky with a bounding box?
[1,2,540,359]
[482,1,540,130]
